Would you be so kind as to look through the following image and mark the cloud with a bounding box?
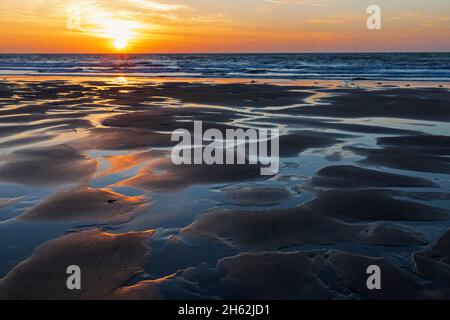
[261,0,327,7]
[307,18,344,24]
[122,0,187,11]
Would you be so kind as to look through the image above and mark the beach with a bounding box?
[0,75,449,300]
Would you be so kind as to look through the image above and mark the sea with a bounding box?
[0,52,449,81]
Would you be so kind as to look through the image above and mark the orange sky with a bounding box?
[1,0,450,53]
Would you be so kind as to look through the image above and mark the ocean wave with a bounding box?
[1,53,449,81]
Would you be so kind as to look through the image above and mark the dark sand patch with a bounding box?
[0,144,97,186]
[155,82,314,108]
[283,87,450,122]
[260,116,421,135]
[348,146,450,174]
[117,158,267,192]
[21,188,150,224]
[146,234,237,280]
[163,249,435,300]
[310,165,437,189]
[0,119,91,138]
[378,135,450,155]
[221,186,291,206]
[0,134,54,149]
[217,252,331,299]
[361,222,427,246]
[412,230,450,298]
[387,191,450,201]
[102,107,244,131]
[279,131,345,157]
[76,106,247,152]
[0,229,155,300]
[327,251,425,299]
[312,121,421,135]
[306,189,450,222]
[0,114,51,124]
[183,206,427,249]
[0,104,55,116]
[74,127,173,151]
[0,113,87,123]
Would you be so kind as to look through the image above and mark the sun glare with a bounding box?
[99,18,137,51]
[113,38,127,50]
[65,4,146,52]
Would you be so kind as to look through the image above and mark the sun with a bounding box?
[113,38,127,50]
[98,18,137,51]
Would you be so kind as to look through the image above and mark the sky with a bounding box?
[1,0,450,53]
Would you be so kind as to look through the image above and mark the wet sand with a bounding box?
[0,76,449,300]
[21,188,150,224]
[0,229,156,300]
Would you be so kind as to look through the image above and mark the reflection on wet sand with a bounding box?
[98,150,162,177]
[0,77,449,300]
[0,229,155,300]
[182,205,428,249]
[0,145,97,186]
[116,158,266,192]
[21,188,150,224]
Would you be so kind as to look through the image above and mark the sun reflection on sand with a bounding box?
[98,151,159,178]
[114,76,129,85]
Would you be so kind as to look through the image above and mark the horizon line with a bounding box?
[1,51,450,55]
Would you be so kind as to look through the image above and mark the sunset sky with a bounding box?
[1,0,450,53]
